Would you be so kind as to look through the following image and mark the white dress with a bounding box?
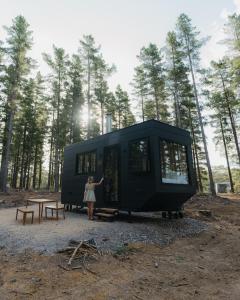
[83,183,96,203]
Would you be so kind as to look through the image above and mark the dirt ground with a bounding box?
[0,192,240,300]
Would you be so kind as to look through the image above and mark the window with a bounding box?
[129,138,150,173]
[160,140,189,184]
[76,151,96,174]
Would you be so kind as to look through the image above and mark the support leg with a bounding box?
[23,213,26,225]
[16,209,18,220]
[38,203,41,224]
[31,212,34,224]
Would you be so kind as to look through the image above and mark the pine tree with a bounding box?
[67,54,84,143]
[132,65,148,122]
[176,13,216,195]
[137,43,168,121]
[94,55,115,134]
[165,31,192,127]
[115,85,135,129]
[43,45,69,192]
[79,35,100,138]
[208,92,235,192]
[209,59,240,166]
[0,16,33,192]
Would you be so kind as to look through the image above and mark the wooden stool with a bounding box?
[45,203,65,220]
[16,208,34,225]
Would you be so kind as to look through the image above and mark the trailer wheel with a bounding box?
[174,212,179,219]
[179,211,184,218]
[162,212,167,218]
[167,211,172,219]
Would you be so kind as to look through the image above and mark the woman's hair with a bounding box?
[88,176,94,183]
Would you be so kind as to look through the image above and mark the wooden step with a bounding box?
[96,208,119,215]
[95,212,115,220]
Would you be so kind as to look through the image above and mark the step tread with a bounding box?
[95,212,115,218]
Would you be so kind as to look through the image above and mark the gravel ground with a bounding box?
[0,205,208,254]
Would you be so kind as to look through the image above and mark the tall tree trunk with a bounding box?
[141,93,145,122]
[38,157,42,189]
[220,74,240,166]
[186,42,215,195]
[0,109,14,192]
[54,71,61,192]
[154,87,160,121]
[26,160,31,190]
[48,113,54,190]
[12,142,21,188]
[87,55,91,139]
[171,44,181,127]
[189,108,203,192]
[101,102,104,134]
[19,126,27,189]
[219,117,234,193]
[32,144,38,190]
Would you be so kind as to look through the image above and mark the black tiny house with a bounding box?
[61,120,196,212]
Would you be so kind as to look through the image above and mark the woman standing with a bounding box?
[83,176,104,220]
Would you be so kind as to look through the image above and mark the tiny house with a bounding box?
[61,120,196,213]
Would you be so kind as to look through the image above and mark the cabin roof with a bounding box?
[65,119,190,150]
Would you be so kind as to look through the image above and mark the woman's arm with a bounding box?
[94,177,104,186]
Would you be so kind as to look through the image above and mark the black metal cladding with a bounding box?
[61,120,196,212]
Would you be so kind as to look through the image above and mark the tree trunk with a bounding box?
[171,44,181,127]
[141,93,145,122]
[0,109,14,192]
[32,144,38,190]
[219,117,234,193]
[38,157,42,189]
[54,70,61,192]
[101,102,104,134]
[11,139,21,188]
[220,74,240,166]
[87,55,91,139]
[189,108,203,192]
[19,126,27,189]
[186,41,215,195]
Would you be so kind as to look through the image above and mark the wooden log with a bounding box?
[68,241,83,266]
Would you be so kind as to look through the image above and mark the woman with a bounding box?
[83,176,104,220]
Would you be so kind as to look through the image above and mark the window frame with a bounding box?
[128,137,151,175]
[76,150,97,175]
[159,139,189,185]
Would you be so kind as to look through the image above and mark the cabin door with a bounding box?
[103,145,120,203]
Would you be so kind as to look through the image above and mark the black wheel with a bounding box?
[174,212,179,219]
[168,211,172,219]
[179,211,184,218]
[162,211,167,218]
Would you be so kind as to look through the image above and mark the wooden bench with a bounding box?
[45,203,65,220]
[16,208,34,225]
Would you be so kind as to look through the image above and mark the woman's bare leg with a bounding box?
[90,202,94,220]
[87,202,91,219]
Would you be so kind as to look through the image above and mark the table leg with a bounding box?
[39,203,41,224]
[41,204,44,218]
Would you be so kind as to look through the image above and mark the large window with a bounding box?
[129,138,150,173]
[160,140,189,184]
[76,151,96,174]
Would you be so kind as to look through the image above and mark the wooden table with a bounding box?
[26,199,57,223]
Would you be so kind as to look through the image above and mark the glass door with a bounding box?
[103,145,120,203]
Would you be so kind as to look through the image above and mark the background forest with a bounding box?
[0,13,239,193]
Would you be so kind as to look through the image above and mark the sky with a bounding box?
[0,0,239,166]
